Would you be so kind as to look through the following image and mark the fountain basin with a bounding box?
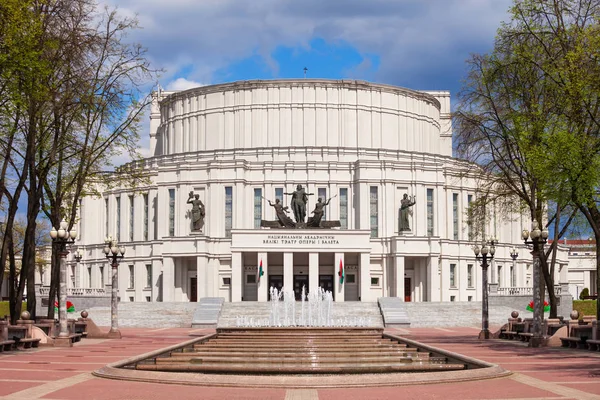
[93,328,511,387]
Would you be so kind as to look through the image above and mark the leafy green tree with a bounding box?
[503,0,600,319]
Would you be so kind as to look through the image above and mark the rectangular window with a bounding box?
[468,296,473,302]
[223,277,231,285]
[116,196,121,241]
[426,189,434,236]
[129,265,135,289]
[105,198,109,237]
[510,265,515,287]
[451,295,456,302]
[498,265,502,287]
[146,264,152,288]
[100,266,104,287]
[246,274,256,284]
[370,186,378,238]
[467,194,473,240]
[254,188,262,229]
[318,187,327,221]
[275,188,283,203]
[168,189,175,236]
[143,194,148,241]
[339,188,348,229]
[225,186,233,238]
[370,277,379,286]
[129,195,134,242]
[467,264,473,288]
[346,274,355,283]
[452,193,459,240]
[87,267,92,289]
[450,263,456,287]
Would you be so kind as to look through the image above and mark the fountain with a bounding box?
[95,286,509,387]
[235,286,367,328]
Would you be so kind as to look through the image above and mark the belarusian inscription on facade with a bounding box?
[262,234,340,246]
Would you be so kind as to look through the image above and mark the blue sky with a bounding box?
[104,0,513,106]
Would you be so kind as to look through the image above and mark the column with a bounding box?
[360,253,371,301]
[162,257,175,301]
[283,252,293,293]
[257,252,269,301]
[395,255,405,301]
[231,252,242,302]
[309,253,319,295]
[334,252,345,302]
[197,256,207,299]
[152,259,161,301]
[427,256,439,301]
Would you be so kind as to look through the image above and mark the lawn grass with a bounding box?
[573,300,597,318]
[0,301,27,319]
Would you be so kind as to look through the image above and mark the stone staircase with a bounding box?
[378,297,411,327]
[86,302,198,328]
[135,328,467,374]
[217,301,384,328]
[402,302,516,328]
[191,297,224,328]
[83,300,517,329]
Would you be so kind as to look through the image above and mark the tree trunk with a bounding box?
[596,240,600,320]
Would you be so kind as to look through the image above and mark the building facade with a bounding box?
[72,79,570,304]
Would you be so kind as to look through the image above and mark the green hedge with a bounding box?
[0,302,27,319]
[573,300,597,318]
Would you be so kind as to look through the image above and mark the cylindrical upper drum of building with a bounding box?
[151,79,452,157]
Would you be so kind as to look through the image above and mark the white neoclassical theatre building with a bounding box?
[75,79,569,304]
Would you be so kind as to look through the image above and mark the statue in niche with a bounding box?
[187,191,205,231]
[284,184,314,224]
[399,193,416,232]
[307,195,336,227]
[267,198,296,228]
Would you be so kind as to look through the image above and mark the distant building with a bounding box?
[558,239,598,298]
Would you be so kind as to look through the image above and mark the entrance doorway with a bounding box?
[293,275,309,300]
[319,275,334,300]
[190,277,197,302]
[404,277,411,302]
[268,275,283,300]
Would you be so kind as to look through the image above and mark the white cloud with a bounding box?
[100,0,512,89]
[165,77,205,91]
[97,0,514,167]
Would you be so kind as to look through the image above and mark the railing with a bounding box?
[495,286,562,296]
[37,287,107,296]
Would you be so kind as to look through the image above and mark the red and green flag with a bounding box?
[54,300,75,313]
[526,300,550,312]
[338,259,344,284]
[258,259,264,282]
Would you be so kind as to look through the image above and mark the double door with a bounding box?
[268,275,283,300]
[293,275,308,300]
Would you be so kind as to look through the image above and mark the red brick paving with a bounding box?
[0,326,599,399]
[0,382,45,396]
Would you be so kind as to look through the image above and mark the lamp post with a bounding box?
[103,236,125,338]
[522,219,549,348]
[73,250,83,288]
[50,219,76,346]
[510,247,518,287]
[473,237,496,339]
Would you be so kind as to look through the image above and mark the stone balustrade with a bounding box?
[494,285,562,296]
[38,287,107,296]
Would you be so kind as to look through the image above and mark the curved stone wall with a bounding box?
[153,79,446,156]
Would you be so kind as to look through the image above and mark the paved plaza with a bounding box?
[1,326,600,400]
